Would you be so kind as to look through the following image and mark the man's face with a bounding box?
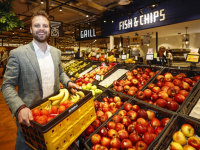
[30,15,50,43]
[159,48,165,56]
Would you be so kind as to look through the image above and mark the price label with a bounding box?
[164,59,166,63]
[95,74,101,81]
[178,66,180,69]
[101,75,104,80]
[135,56,138,60]
[146,54,154,60]
[101,62,106,66]
[186,54,199,63]
[147,48,153,54]
[157,57,160,61]
[104,54,107,58]
[121,54,127,60]
[96,54,99,59]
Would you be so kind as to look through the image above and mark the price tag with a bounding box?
[121,54,127,60]
[104,54,107,58]
[101,62,106,66]
[160,58,163,62]
[96,54,99,59]
[186,54,199,63]
[147,48,153,54]
[178,66,180,69]
[95,74,101,81]
[164,59,166,63]
[154,53,157,58]
[146,54,154,60]
[127,54,129,59]
[70,71,73,75]
[135,56,138,60]
[157,57,160,61]
[101,75,104,80]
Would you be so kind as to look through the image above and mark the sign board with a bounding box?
[143,35,151,45]
[95,74,101,81]
[104,54,107,58]
[96,54,99,59]
[50,21,64,37]
[80,29,96,39]
[146,54,154,60]
[190,49,198,54]
[130,37,140,45]
[147,48,153,54]
[186,54,199,63]
[121,54,127,60]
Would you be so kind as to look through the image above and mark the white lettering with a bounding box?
[144,14,149,24]
[150,12,153,23]
[154,11,159,22]
[80,29,96,38]
[81,31,83,38]
[140,15,144,25]
[84,30,87,38]
[88,30,90,37]
[119,21,123,30]
[124,20,127,29]
[134,17,139,27]
[128,19,132,28]
[160,9,165,21]
[93,29,96,37]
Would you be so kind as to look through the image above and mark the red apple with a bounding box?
[117,86,124,92]
[121,139,133,150]
[175,74,183,80]
[133,105,140,112]
[119,80,125,86]
[107,121,116,130]
[181,124,195,137]
[137,109,148,119]
[91,134,101,144]
[113,80,119,86]
[144,89,152,99]
[115,123,125,131]
[131,79,139,86]
[112,115,122,123]
[166,100,179,111]
[136,91,146,100]
[127,123,137,134]
[127,90,136,96]
[173,79,182,86]
[192,81,197,86]
[124,103,133,111]
[97,146,108,150]
[150,93,159,102]
[146,110,156,120]
[150,118,161,128]
[100,114,108,123]
[129,133,141,144]
[86,125,95,135]
[92,119,102,129]
[161,86,170,92]
[116,101,123,109]
[108,97,114,103]
[156,75,164,81]
[130,86,138,92]
[110,107,118,114]
[102,107,110,113]
[136,74,142,79]
[160,118,170,127]
[103,102,110,108]
[174,94,185,103]
[135,141,148,150]
[99,127,108,137]
[103,97,109,102]
[179,81,190,91]
[148,83,155,90]
[156,81,164,88]
[142,132,154,145]
[110,138,121,149]
[126,71,133,76]
[137,118,147,126]
[118,130,129,141]
[127,110,137,121]
[163,78,172,83]
[147,126,155,134]
[156,99,167,108]
[144,68,151,74]
[158,91,168,99]
[179,90,189,98]
[152,86,161,94]
[122,116,132,127]
[101,137,111,148]
[118,110,127,118]
[193,76,200,81]
[179,73,186,78]
[154,126,164,135]
[105,111,113,118]
[110,102,116,108]
[165,82,175,88]
[114,96,121,103]
[136,124,147,135]
[108,129,118,139]
[125,80,132,86]
[132,69,138,76]
[188,136,200,149]
[124,85,130,92]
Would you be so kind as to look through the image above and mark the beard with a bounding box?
[32,31,49,43]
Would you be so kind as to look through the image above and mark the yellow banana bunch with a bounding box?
[44,101,52,111]
[76,91,85,99]
[59,89,70,104]
[69,94,80,103]
[52,99,62,106]
[49,90,65,101]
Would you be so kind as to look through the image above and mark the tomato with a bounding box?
[40,109,49,116]
[32,108,40,117]
[50,106,58,114]
[35,116,47,125]
[47,116,54,122]
[58,105,66,114]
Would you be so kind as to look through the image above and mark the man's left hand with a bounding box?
[68,82,80,93]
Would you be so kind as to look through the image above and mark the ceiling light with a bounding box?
[139,9,143,15]
[104,20,106,23]
[86,15,89,17]
[60,6,62,11]
[118,0,131,5]
[112,20,114,23]
[41,0,44,4]
[185,27,189,45]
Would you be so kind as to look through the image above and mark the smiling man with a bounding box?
[1,10,79,150]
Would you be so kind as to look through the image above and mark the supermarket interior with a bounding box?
[1,0,200,150]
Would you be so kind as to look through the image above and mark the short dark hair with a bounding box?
[30,10,49,27]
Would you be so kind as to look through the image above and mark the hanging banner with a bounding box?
[50,21,64,37]
[130,37,140,45]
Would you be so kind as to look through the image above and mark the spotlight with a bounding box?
[12,31,14,34]
[60,6,62,11]
[112,20,114,23]
[104,20,106,23]
[139,9,143,15]
[150,1,158,9]
[41,0,44,4]
[86,15,89,17]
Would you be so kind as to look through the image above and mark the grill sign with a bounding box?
[80,29,96,38]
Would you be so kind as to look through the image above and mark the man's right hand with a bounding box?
[18,107,33,127]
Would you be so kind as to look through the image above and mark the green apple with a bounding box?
[95,89,102,95]
[86,83,92,90]
[82,85,86,90]
[90,90,95,96]
[91,85,97,90]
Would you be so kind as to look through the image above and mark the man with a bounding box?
[152,46,167,65]
[75,48,81,59]
[1,10,79,150]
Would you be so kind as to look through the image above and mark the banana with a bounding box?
[52,99,62,106]
[71,94,80,103]
[49,90,65,101]
[76,91,85,99]
[60,89,69,104]
[44,101,52,111]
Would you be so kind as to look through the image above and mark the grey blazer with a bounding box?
[1,42,71,119]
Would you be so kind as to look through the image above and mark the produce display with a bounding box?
[168,123,200,150]
[31,89,85,125]
[61,60,76,68]
[61,55,74,60]
[87,102,172,150]
[79,65,97,78]
[81,83,103,97]
[112,67,159,96]
[136,72,200,111]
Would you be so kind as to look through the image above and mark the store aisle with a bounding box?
[0,78,17,150]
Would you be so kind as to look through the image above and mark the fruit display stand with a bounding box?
[180,84,200,123]
[84,98,176,150]
[134,67,200,113]
[20,88,96,150]
[79,89,131,149]
[108,65,164,98]
[153,115,200,150]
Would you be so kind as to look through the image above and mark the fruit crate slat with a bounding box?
[21,88,95,150]
[134,67,200,113]
[84,98,176,150]
[153,114,200,150]
[180,81,200,123]
[79,89,131,150]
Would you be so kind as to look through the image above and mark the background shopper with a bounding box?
[152,46,167,65]
[166,50,173,66]
[1,10,79,150]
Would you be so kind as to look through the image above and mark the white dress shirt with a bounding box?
[32,41,55,98]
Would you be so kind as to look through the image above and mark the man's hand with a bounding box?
[68,81,80,93]
[18,107,33,127]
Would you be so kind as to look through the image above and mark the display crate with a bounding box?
[68,62,91,78]
[84,98,176,150]
[79,89,131,150]
[154,115,200,150]
[134,67,200,113]
[180,84,200,122]
[20,88,96,150]
[108,65,164,98]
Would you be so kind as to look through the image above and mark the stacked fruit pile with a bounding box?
[31,89,85,125]
[112,68,159,96]
[90,103,170,150]
[81,83,103,97]
[76,65,115,86]
[82,96,126,139]
[170,124,200,150]
[136,72,200,111]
